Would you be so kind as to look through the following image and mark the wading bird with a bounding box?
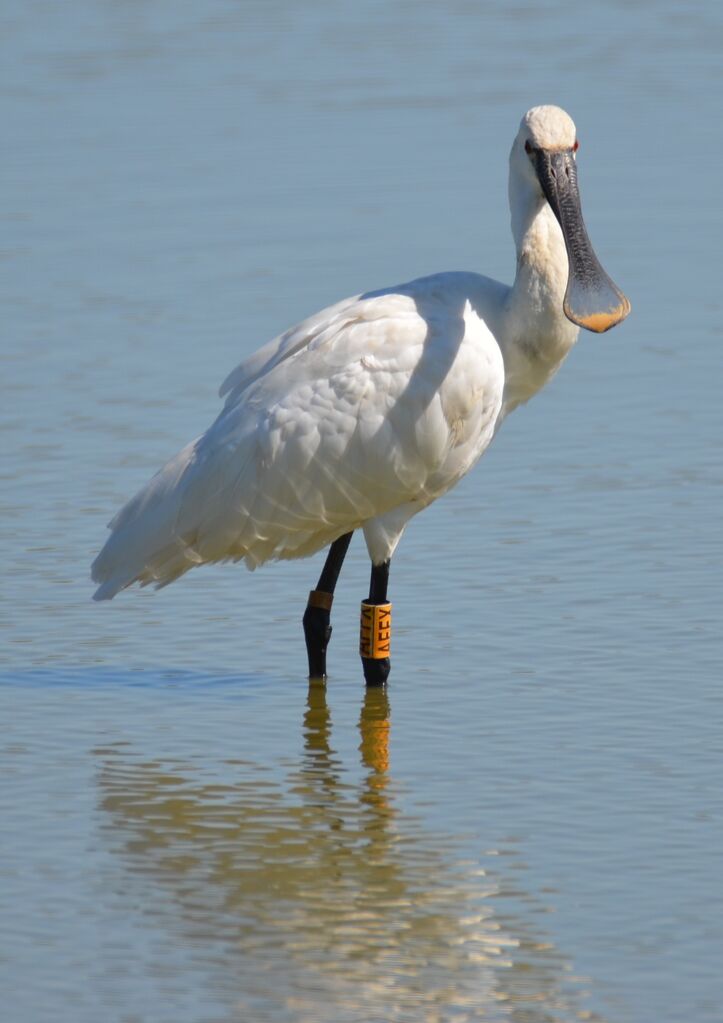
[92,105,630,685]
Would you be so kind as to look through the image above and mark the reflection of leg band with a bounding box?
[359,602,392,659]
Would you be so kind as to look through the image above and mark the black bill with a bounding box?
[534,148,630,333]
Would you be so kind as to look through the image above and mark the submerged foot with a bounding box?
[361,656,390,687]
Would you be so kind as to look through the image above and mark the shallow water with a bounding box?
[2,1,723,1021]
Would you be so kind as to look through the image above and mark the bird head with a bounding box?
[511,105,630,333]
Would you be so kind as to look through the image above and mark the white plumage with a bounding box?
[92,105,628,603]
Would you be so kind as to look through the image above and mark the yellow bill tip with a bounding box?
[567,295,631,334]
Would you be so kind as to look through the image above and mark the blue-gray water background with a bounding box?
[2,2,722,1021]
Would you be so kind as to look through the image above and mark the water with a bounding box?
[2,1,722,1020]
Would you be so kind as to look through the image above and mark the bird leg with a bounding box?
[360,560,391,687]
[303,532,353,680]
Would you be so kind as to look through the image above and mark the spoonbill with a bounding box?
[92,105,630,685]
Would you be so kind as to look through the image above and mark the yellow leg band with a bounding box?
[359,602,392,659]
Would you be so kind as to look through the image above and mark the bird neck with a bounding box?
[499,190,580,415]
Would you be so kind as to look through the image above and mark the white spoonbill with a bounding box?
[92,105,630,685]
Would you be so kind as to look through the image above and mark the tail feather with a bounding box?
[91,440,207,600]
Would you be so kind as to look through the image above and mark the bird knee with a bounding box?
[303,592,334,650]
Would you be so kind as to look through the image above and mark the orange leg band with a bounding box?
[359,602,392,659]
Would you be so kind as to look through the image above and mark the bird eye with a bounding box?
[573,139,579,152]
[524,140,532,154]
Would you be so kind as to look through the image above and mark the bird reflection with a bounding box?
[95,684,605,1022]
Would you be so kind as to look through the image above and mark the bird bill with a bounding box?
[533,148,631,334]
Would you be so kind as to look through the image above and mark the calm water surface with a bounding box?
[2,2,722,1021]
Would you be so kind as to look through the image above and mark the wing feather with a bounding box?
[92,276,505,598]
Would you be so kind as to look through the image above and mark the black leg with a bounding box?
[360,560,391,687]
[303,532,353,679]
